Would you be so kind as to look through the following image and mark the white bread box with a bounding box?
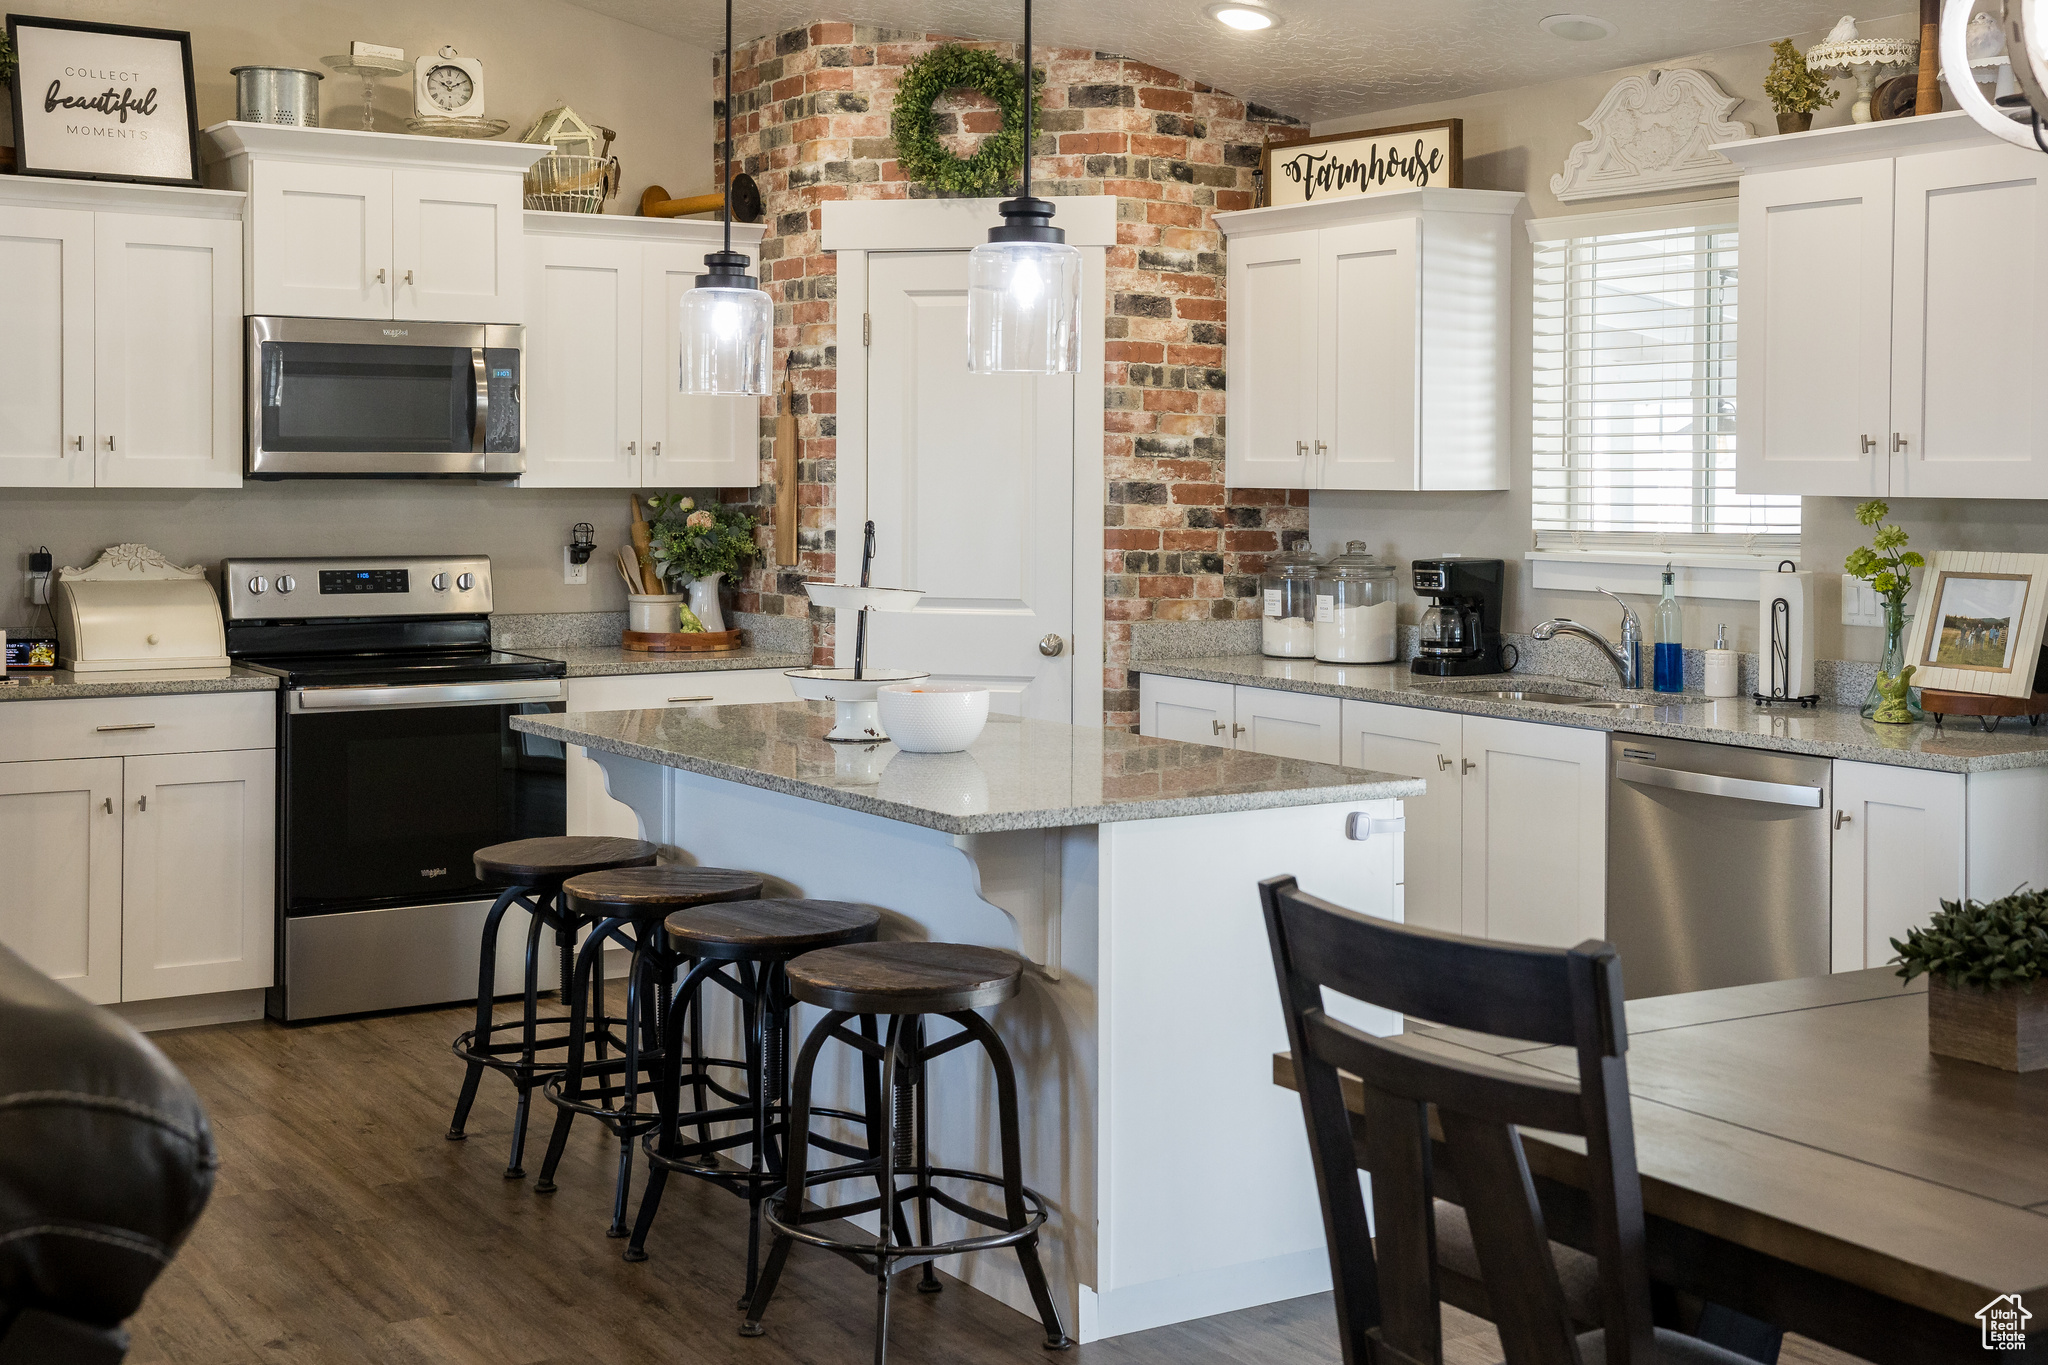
[54,544,229,672]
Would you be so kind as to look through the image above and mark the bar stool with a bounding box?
[448,835,657,1178]
[535,865,766,1236]
[741,941,1073,1361]
[625,898,883,1299]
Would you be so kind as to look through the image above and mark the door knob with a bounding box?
[1039,634,1065,656]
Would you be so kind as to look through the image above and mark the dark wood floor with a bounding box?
[126,1003,1862,1365]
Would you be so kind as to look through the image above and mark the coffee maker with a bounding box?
[1411,557,1506,676]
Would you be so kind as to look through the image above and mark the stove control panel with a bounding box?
[222,557,491,620]
[318,568,410,595]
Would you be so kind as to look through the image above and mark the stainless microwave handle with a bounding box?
[1615,760,1822,808]
[471,347,488,453]
[289,678,564,714]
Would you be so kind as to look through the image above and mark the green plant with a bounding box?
[891,44,1042,196]
[1843,500,1923,611]
[1893,887,2048,987]
[0,30,14,88]
[644,494,758,585]
[1763,38,1840,116]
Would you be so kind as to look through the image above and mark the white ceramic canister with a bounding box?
[627,593,687,633]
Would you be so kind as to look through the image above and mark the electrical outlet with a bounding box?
[1841,573,1885,628]
[563,547,588,586]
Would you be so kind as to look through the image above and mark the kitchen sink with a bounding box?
[1470,690,1599,705]
[1574,700,1652,711]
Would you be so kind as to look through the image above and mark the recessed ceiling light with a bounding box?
[1539,12,1615,40]
[1206,3,1279,31]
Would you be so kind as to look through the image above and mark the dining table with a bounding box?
[1273,968,2048,1363]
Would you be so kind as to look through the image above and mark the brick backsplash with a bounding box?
[713,22,1302,726]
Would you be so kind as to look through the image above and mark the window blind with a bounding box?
[1532,222,1798,554]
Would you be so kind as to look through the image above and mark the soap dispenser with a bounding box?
[1653,562,1684,693]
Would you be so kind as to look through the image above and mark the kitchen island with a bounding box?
[510,701,1419,1342]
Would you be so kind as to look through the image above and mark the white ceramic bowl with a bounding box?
[876,683,991,754]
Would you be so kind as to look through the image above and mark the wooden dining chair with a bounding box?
[1260,875,1754,1365]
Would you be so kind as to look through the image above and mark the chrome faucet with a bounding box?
[1532,588,1641,689]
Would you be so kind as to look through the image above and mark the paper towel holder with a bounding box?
[1754,561,1820,709]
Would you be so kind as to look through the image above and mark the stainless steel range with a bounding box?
[224,556,567,1021]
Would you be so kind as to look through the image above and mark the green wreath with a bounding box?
[891,44,1043,196]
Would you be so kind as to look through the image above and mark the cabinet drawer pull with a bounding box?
[95,723,157,732]
[667,695,714,703]
[102,798,113,814]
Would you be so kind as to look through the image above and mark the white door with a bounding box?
[1318,218,1418,490]
[522,234,643,488]
[1737,160,1894,497]
[392,168,525,323]
[1890,144,2048,498]
[1460,716,1606,947]
[1235,687,1340,763]
[642,242,760,488]
[862,251,1075,719]
[1342,700,1461,934]
[1223,229,1317,489]
[121,749,275,1001]
[0,758,123,1003]
[94,213,241,489]
[1830,760,1964,972]
[248,161,394,319]
[1138,674,1234,748]
[0,205,94,488]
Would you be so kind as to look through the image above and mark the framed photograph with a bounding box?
[5,15,200,186]
[1261,120,1463,207]
[1903,552,2048,698]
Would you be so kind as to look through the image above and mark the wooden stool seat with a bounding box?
[663,899,881,962]
[783,941,1022,1015]
[563,866,767,921]
[475,836,658,885]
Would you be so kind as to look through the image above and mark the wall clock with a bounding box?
[414,45,484,120]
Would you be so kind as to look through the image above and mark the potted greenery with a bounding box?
[645,494,758,633]
[2,30,15,174]
[1893,889,2048,1071]
[1844,500,1925,723]
[1764,38,1839,133]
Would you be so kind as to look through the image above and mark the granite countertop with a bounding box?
[1136,655,2048,774]
[524,645,811,678]
[0,665,280,703]
[512,701,1422,835]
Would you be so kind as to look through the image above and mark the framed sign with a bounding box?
[5,15,200,186]
[1902,551,2048,698]
[1261,120,1463,207]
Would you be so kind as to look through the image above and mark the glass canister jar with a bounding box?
[1314,542,1399,663]
[1260,551,1321,657]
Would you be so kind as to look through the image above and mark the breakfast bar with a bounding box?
[510,700,1421,1342]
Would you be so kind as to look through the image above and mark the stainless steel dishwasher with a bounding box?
[1605,733,1830,999]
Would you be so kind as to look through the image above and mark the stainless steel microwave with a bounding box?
[245,316,524,478]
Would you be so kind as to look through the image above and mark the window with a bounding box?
[1532,218,1797,555]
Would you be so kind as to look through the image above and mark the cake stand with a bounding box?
[321,53,409,131]
[785,667,931,743]
[1805,35,1919,123]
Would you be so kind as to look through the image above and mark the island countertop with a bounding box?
[512,700,1421,835]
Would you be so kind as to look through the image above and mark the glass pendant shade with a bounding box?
[678,279,772,395]
[967,221,1082,374]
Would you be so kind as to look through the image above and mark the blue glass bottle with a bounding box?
[1653,563,1684,693]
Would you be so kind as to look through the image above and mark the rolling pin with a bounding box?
[774,366,799,566]
[640,173,764,222]
[629,495,663,595]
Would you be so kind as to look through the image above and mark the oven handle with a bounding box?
[471,347,488,453]
[288,678,565,714]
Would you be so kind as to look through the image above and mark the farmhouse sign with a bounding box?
[5,15,201,186]
[1261,120,1463,207]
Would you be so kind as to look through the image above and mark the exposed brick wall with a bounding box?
[714,22,1304,726]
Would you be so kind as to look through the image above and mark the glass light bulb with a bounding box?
[1010,258,1042,303]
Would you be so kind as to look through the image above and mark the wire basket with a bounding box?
[524,153,619,213]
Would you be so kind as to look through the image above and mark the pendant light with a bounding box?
[679,0,773,396]
[966,0,1081,373]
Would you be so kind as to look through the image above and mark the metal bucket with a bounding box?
[231,67,324,127]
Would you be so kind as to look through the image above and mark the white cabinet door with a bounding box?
[392,168,525,323]
[565,670,796,837]
[248,161,394,319]
[1223,229,1316,489]
[1831,759,1964,973]
[522,234,643,487]
[1342,700,1461,933]
[642,242,760,488]
[94,213,241,489]
[1890,144,2048,499]
[0,758,123,1003]
[1460,715,1606,947]
[1137,674,1234,748]
[0,205,94,488]
[120,749,275,1001]
[1234,686,1340,763]
[1737,160,1894,497]
[1318,217,1418,490]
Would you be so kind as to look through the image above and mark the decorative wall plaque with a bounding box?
[1550,69,1750,203]
[1261,120,1463,207]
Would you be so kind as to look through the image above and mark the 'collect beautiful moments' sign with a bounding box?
[1261,120,1464,207]
[6,16,200,186]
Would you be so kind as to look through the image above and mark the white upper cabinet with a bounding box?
[0,205,94,489]
[1218,189,1521,493]
[243,159,393,319]
[392,168,524,323]
[1728,112,2048,499]
[643,240,762,489]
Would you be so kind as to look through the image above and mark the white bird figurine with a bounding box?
[1823,14,1860,42]
[1967,9,2006,60]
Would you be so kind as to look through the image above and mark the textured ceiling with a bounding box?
[557,0,1878,122]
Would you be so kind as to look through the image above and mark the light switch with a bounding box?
[1841,574,1885,628]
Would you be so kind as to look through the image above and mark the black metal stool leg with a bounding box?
[626,952,725,1261]
[606,934,650,1238]
[871,1015,907,1365]
[535,918,615,1194]
[912,1015,941,1294]
[504,896,550,1178]
[741,1007,851,1338]
[447,884,523,1141]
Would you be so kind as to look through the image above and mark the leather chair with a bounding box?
[0,945,216,1363]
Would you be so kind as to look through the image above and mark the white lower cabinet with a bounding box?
[1341,701,1460,933]
[1459,716,1607,948]
[1234,687,1340,763]
[1138,675,1234,746]
[1830,760,1965,972]
[0,757,124,1003]
[566,670,796,837]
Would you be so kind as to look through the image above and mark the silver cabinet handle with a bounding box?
[70,436,83,451]
[1894,432,1911,455]
[403,270,414,285]
[105,435,116,451]
[651,441,661,458]
[1835,809,1853,830]
[102,798,113,814]
[1296,440,1309,460]
[1861,434,1876,454]
[1436,753,1452,771]
[1618,761,1823,808]
[1211,719,1226,735]
[95,722,156,732]
[667,695,714,703]
[375,268,387,284]
[136,795,147,812]
[1462,758,1477,774]
[628,440,638,456]
[1232,723,1247,738]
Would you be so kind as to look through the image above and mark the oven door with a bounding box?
[280,679,565,915]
